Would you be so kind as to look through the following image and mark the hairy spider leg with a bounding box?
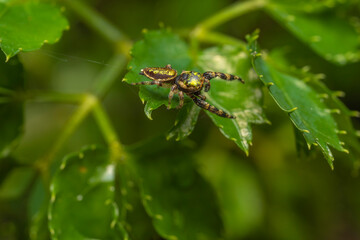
[167,85,178,109]
[178,91,184,109]
[203,71,244,92]
[194,91,206,100]
[189,94,235,119]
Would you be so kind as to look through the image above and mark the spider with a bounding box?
[130,64,244,119]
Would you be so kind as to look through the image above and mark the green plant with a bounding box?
[0,0,359,239]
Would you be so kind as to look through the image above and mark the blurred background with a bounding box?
[1,0,360,239]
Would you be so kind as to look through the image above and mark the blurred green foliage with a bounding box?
[0,0,360,240]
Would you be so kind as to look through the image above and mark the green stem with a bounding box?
[195,0,266,32]
[198,31,247,50]
[91,54,127,98]
[39,94,96,167]
[0,87,15,96]
[26,91,85,104]
[92,102,124,162]
[62,0,132,54]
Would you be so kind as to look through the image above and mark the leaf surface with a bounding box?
[266,4,360,65]
[48,146,128,239]
[128,137,223,240]
[167,103,201,141]
[197,45,268,154]
[0,1,69,60]
[248,33,347,168]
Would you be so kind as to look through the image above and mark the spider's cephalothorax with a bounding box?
[131,64,244,119]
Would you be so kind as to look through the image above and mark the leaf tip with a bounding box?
[336,130,347,135]
[342,148,350,154]
[350,110,360,118]
[325,108,341,114]
[287,107,298,113]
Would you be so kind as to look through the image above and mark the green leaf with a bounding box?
[0,1,69,60]
[167,102,201,141]
[48,146,128,239]
[266,4,360,65]
[197,45,268,155]
[0,166,35,199]
[124,29,192,119]
[117,164,160,240]
[127,137,223,240]
[248,32,347,168]
[0,55,24,156]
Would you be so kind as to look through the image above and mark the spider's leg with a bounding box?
[194,92,206,100]
[204,78,211,92]
[189,94,235,119]
[203,71,244,84]
[130,81,164,86]
[167,85,178,109]
[177,91,184,109]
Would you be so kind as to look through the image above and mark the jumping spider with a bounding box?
[130,64,244,119]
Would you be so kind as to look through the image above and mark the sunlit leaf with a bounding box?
[48,146,128,239]
[248,32,347,168]
[197,45,268,154]
[0,55,23,156]
[266,3,360,65]
[124,30,192,119]
[127,137,223,240]
[0,1,69,60]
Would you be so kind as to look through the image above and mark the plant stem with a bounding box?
[195,0,266,32]
[0,87,15,96]
[61,0,132,55]
[198,31,247,51]
[39,94,96,167]
[92,102,124,162]
[26,91,85,104]
[91,54,127,98]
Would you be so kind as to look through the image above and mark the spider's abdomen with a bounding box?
[176,71,204,92]
[140,64,177,81]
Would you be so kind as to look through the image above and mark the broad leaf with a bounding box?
[48,146,128,239]
[266,4,360,65]
[197,45,268,154]
[167,102,201,141]
[248,32,347,168]
[117,164,160,240]
[124,30,192,119]
[0,55,24,156]
[0,1,69,60]
[127,137,223,240]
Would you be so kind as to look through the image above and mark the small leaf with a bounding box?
[124,30,192,119]
[197,45,268,155]
[248,33,346,168]
[0,54,24,156]
[266,4,360,65]
[167,102,201,141]
[48,146,128,239]
[0,1,69,60]
[127,137,223,240]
